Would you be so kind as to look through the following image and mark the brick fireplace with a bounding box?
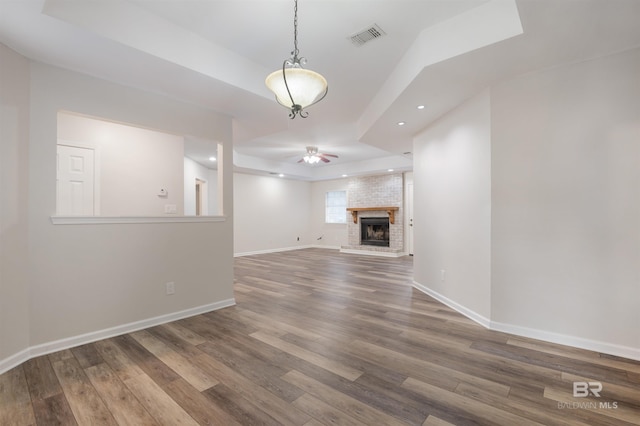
[341,174,404,256]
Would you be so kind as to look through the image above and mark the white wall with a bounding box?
[184,157,218,216]
[490,48,640,355]
[413,48,640,359]
[235,174,409,254]
[310,178,350,248]
[58,112,185,216]
[0,60,235,371]
[413,91,492,321]
[0,44,31,366]
[234,173,311,255]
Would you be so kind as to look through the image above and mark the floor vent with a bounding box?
[349,24,386,46]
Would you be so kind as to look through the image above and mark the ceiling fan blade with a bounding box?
[321,157,330,163]
[297,158,304,163]
[323,153,338,158]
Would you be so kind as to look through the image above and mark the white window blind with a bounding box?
[325,190,347,224]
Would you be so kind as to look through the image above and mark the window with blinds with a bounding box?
[325,190,347,224]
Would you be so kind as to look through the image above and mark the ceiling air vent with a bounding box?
[349,24,386,46]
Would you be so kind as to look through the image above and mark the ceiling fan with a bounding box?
[298,146,338,164]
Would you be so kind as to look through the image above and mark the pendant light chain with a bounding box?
[264,0,328,119]
[292,0,299,59]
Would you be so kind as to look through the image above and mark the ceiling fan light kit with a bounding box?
[303,153,321,164]
[265,0,328,119]
[299,146,338,164]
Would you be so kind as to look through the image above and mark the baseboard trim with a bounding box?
[0,348,31,376]
[412,281,640,362]
[489,320,640,362]
[234,245,313,257]
[235,246,344,257]
[311,244,341,250]
[0,298,235,375]
[412,281,491,328]
[234,245,407,258]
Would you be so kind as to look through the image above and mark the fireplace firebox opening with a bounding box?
[360,217,390,247]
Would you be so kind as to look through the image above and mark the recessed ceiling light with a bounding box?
[397,121,406,126]
[417,105,425,110]
[342,174,348,178]
[388,169,394,172]
[279,173,285,177]
[209,156,216,161]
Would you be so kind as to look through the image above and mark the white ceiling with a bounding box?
[1,0,640,180]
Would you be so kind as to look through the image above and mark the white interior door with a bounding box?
[57,145,95,215]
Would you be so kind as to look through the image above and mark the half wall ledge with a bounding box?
[50,216,226,225]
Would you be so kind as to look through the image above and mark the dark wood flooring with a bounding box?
[1,248,639,425]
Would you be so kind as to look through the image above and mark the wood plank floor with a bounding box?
[1,248,639,425]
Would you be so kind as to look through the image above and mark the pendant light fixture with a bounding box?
[265,0,328,119]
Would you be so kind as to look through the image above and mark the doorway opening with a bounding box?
[195,179,207,216]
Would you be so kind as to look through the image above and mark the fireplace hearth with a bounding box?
[360,217,390,247]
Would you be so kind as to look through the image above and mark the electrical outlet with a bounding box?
[166,281,175,295]
[440,269,446,282]
[297,237,300,241]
